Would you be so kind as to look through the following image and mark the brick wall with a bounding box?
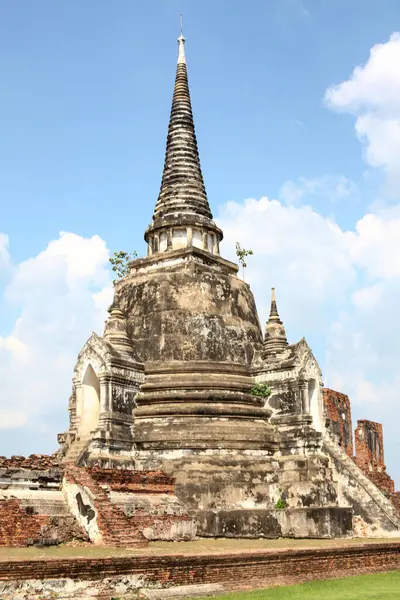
[0,543,399,590]
[0,497,89,547]
[0,464,193,547]
[64,464,148,547]
[355,420,395,495]
[0,454,60,470]
[0,498,47,547]
[64,465,193,547]
[391,492,400,515]
[323,388,353,457]
[89,468,175,494]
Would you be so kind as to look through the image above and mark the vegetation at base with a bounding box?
[197,571,400,600]
[109,250,138,281]
[250,383,272,398]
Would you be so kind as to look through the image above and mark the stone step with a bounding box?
[64,464,149,546]
[324,436,400,527]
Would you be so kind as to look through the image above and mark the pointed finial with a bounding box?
[177,14,186,65]
[263,287,288,355]
[269,287,279,319]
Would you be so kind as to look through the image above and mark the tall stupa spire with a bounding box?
[263,288,288,354]
[144,25,223,256]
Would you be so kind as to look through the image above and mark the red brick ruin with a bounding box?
[355,420,395,495]
[323,389,354,457]
[323,389,397,507]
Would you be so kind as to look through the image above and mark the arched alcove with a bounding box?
[80,364,101,436]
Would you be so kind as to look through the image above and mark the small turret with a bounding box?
[103,295,133,356]
[263,288,288,354]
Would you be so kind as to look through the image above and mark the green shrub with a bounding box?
[250,383,272,398]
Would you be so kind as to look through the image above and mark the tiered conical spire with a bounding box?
[263,288,288,354]
[153,33,211,220]
[145,27,223,255]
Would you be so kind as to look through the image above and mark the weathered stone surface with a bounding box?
[119,249,263,365]
[115,248,277,453]
[196,507,352,539]
[142,584,226,600]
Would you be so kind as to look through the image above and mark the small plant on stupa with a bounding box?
[250,382,272,398]
[109,250,137,282]
[235,242,253,281]
[275,497,287,510]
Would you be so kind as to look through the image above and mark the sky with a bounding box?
[0,1,400,485]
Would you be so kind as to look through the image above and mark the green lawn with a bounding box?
[206,571,400,600]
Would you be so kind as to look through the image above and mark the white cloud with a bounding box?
[347,213,400,278]
[0,410,28,430]
[351,284,382,311]
[322,36,400,483]
[326,276,400,477]
[0,234,10,273]
[218,196,400,368]
[326,33,400,196]
[218,196,355,331]
[0,232,113,440]
[280,175,358,206]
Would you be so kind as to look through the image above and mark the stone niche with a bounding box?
[252,337,326,455]
[59,332,144,466]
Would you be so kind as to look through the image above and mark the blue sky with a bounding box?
[1,1,400,486]
[1,0,397,258]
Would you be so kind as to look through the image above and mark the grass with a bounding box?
[0,536,399,561]
[202,571,400,599]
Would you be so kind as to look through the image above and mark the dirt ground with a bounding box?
[1,536,399,561]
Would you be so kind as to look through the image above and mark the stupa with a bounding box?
[55,29,400,540]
